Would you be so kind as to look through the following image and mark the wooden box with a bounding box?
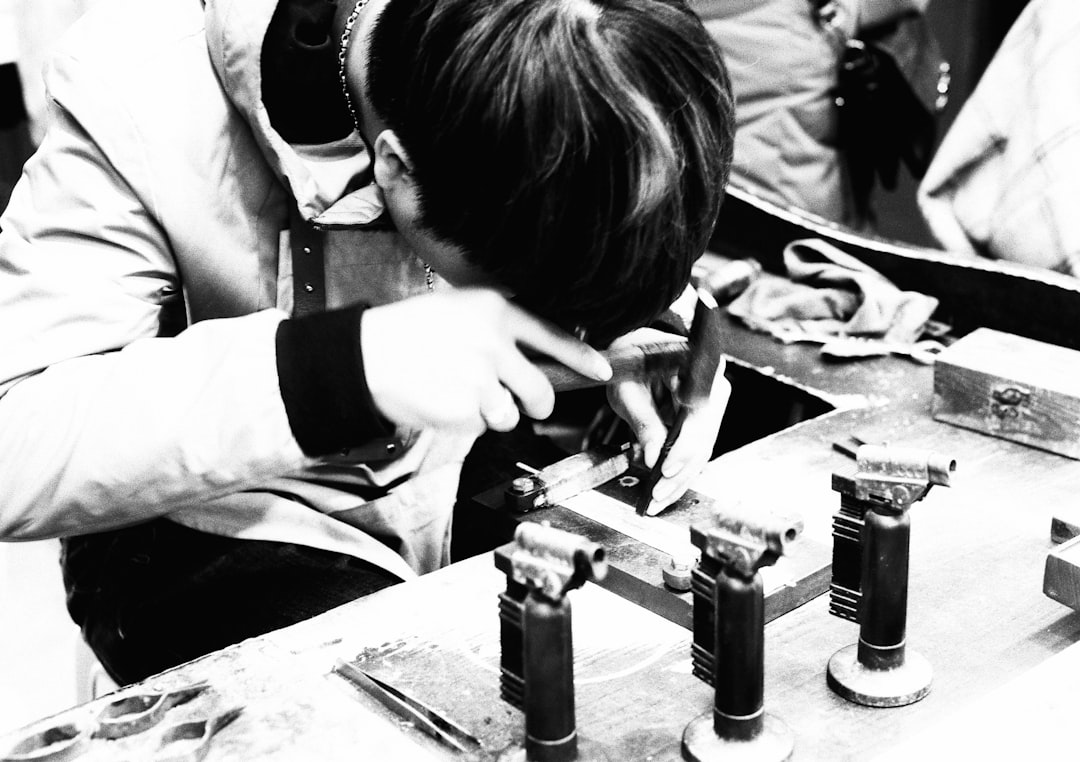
[1045,534,1080,610]
[932,328,1080,460]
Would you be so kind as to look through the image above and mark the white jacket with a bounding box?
[918,0,1080,276]
[0,0,476,580]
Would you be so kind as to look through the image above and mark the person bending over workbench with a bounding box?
[0,0,734,684]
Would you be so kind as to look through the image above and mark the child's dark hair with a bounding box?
[366,0,734,346]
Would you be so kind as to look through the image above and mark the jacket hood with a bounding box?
[204,0,382,225]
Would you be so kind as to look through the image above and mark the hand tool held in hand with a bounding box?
[535,340,689,393]
[636,289,725,515]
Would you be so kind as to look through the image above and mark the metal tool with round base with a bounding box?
[826,643,932,708]
[495,525,612,762]
[683,510,802,762]
[500,736,612,762]
[682,712,794,762]
[824,445,955,710]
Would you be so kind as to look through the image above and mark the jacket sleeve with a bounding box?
[918,0,1080,276]
[0,56,313,540]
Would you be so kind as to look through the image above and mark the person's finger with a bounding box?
[479,384,520,433]
[662,366,731,469]
[506,304,612,382]
[645,370,732,515]
[497,349,556,421]
[646,455,706,515]
[657,409,712,480]
[644,442,711,515]
[610,381,668,468]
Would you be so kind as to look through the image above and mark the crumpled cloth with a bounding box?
[728,239,940,356]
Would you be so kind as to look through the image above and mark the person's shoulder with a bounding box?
[51,0,206,78]
[45,0,220,128]
[41,0,233,185]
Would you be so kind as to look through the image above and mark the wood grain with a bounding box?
[933,328,1080,459]
[1044,535,1080,611]
[0,556,714,762]
[6,252,1080,759]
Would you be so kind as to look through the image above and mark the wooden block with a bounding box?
[1044,534,1080,610]
[932,328,1080,460]
[1051,505,1080,544]
[473,472,831,631]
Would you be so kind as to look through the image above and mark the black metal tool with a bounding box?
[683,507,801,762]
[636,289,725,516]
[829,434,876,622]
[827,443,955,707]
[495,523,609,762]
[333,660,481,753]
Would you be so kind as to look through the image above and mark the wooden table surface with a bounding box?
[5,311,1080,761]
[0,555,716,761]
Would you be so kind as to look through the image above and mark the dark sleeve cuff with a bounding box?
[0,64,28,129]
[275,306,395,456]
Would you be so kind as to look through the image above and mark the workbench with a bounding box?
[7,314,1080,761]
[6,194,1080,759]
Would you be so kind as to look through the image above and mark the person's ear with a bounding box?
[372,130,414,191]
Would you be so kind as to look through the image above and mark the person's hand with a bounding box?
[361,289,612,434]
[606,328,730,515]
